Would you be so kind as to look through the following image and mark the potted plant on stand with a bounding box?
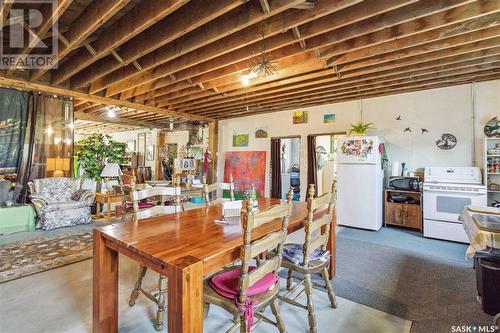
[75,133,127,214]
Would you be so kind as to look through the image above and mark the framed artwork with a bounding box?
[293,111,308,124]
[224,151,266,199]
[166,143,178,159]
[126,140,136,152]
[146,144,155,161]
[324,114,336,124]
[137,133,146,155]
[232,133,249,147]
[255,127,268,138]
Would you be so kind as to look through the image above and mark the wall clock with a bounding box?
[436,133,457,150]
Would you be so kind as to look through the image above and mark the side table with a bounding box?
[95,192,123,221]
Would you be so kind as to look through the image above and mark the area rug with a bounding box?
[0,232,93,283]
[331,230,494,333]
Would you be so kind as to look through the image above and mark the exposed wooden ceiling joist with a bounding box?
[0,0,498,122]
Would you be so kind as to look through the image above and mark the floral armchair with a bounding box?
[28,177,94,230]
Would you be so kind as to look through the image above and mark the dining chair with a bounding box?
[278,183,337,333]
[203,174,235,205]
[203,190,293,333]
[118,173,141,222]
[128,185,181,331]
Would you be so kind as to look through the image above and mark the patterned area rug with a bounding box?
[0,232,93,283]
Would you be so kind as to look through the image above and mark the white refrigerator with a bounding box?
[336,136,383,231]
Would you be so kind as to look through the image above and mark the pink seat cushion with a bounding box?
[209,266,278,332]
[209,266,278,299]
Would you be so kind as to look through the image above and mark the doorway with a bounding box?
[270,136,301,200]
[307,132,346,197]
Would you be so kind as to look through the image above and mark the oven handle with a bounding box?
[423,189,486,195]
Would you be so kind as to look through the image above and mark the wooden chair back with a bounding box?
[237,189,293,305]
[131,186,181,220]
[302,182,336,267]
[202,174,235,205]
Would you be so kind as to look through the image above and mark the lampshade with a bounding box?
[100,163,123,177]
[46,157,71,171]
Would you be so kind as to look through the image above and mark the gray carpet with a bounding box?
[331,227,494,333]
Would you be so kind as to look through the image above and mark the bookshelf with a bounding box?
[484,137,500,207]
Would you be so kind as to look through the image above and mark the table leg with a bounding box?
[168,256,204,333]
[93,229,119,333]
[107,200,112,220]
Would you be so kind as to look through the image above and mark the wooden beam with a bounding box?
[51,0,188,85]
[294,1,315,10]
[198,60,500,116]
[118,0,466,102]
[75,112,164,128]
[70,0,247,90]
[176,39,500,112]
[161,2,500,107]
[5,0,73,76]
[30,0,130,81]
[0,0,14,24]
[159,0,482,103]
[92,0,360,96]
[0,75,213,121]
[259,0,271,14]
[211,69,500,119]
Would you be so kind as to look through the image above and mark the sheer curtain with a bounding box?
[270,138,281,198]
[15,94,74,202]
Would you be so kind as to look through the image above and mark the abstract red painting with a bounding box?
[224,151,267,199]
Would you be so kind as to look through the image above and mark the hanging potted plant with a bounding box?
[347,122,376,136]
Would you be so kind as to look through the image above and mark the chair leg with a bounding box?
[304,274,317,333]
[286,269,293,291]
[154,275,167,331]
[204,302,210,319]
[240,314,247,333]
[129,265,147,306]
[270,298,286,333]
[321,267,337,308]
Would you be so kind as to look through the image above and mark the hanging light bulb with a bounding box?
[241,74,251,86]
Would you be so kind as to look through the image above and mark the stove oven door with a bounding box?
[423,188,487,223]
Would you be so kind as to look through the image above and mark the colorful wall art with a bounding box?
[324,114,336,123]
[224,151,266,199]
[255,127,268,138]
[232,133,249,147]
[293,111,308,124]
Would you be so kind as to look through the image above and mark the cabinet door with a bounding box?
[402,204,422,229]
[386,205,404,226]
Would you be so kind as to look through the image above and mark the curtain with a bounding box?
[0,87,30,203]
[307,135,318,198]
[270,138,281,198]
[15,94,74,202]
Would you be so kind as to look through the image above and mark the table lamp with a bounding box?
[47,157,71,177]
[100,163,123,192]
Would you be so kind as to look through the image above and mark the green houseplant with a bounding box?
[347,121,376,136]
[75,133,127,189]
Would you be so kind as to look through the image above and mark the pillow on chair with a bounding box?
[282,243,330,266]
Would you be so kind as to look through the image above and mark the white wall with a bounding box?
[217,80,500,198]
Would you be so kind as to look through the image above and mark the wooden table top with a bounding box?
[97,198,308,275]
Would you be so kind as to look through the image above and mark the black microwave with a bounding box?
[389,177,420,192]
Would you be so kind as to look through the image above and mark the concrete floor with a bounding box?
[0,254,412,333]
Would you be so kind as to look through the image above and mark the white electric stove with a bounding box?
[423,167,487,243]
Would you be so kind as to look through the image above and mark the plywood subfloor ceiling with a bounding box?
[1,0,499,126]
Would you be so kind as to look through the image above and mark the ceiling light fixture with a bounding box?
[107,107,116,118]
[249,24,278,78]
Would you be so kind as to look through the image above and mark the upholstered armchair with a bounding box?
[28,177,94,230]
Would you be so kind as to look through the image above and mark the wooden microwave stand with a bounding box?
[384,189,423,232]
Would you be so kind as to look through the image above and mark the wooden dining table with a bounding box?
[93,198,336,333]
